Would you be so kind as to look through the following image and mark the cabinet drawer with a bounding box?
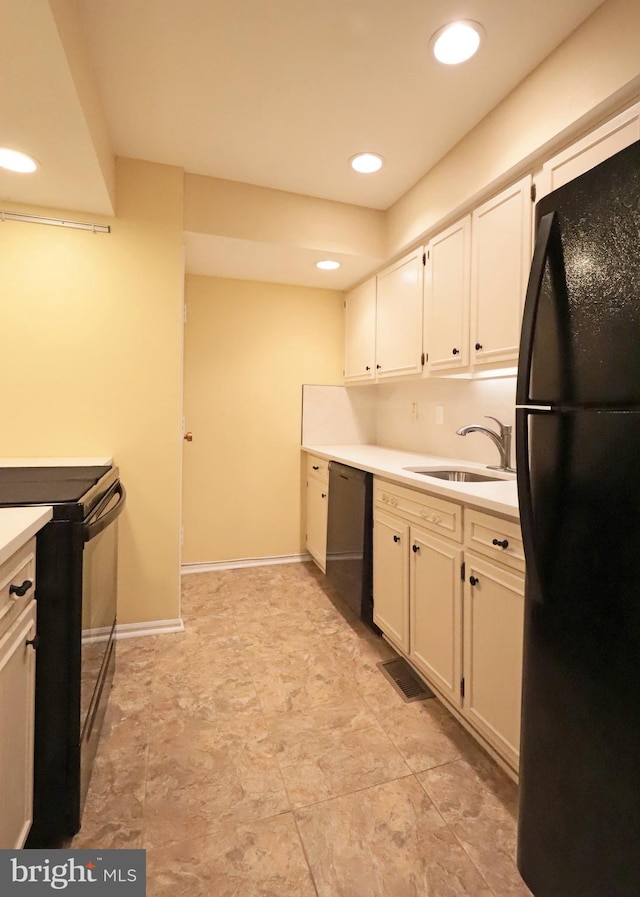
[464,509,524,571]
[306,454,329,483]
[0,538,36,634]
[0,598,37,849]
[374,478,462,542]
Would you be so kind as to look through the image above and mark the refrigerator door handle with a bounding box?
[516,211,557,406]
[516,408,544,603]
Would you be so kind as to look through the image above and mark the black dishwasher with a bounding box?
[325,462,376,631]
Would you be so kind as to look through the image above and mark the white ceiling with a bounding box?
[0,0,114,215]
[77,0,604,209]
[185,231,383,291]
[1,0,605,286]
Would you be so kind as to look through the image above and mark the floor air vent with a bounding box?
[377,658,435,703]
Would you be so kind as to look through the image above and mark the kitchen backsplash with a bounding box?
[303,377,517,467]
[301,384,377,445]
[373,376,517,465]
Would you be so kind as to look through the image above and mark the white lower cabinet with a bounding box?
[373,480,463,698]
[463,553,524,770]
[410,527,463,708]
[372,475,524,774]
[373,509,409,653]
[0,535,37,849]
[306,468,329,572]
[0,600,36,849]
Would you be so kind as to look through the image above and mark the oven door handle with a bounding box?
[83,483,126,543]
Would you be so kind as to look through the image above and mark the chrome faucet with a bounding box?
[456,416,515,472]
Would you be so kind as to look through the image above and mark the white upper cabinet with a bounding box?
[375,247,424,380]
[541,101,640,197]
[424,215,471,373]
[471,175,532,368]
[342,102,640,384]
[344,277,376,383]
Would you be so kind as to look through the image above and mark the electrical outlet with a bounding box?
[436,405,444,425]
[411,401,419,421]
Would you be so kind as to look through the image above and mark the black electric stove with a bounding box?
[0,464,126,846]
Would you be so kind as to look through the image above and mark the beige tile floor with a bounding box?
[71,562,533,897]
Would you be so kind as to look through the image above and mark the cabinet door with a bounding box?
[424,216,471,373]
[373,510,409,653]
[410,528,463,707]
[375,248,424,380]
[306,476,328,572]
[344,277,376,382]
[471,175,532,367]
[463,553,524,769]
[0,601,36,849]
[541,101,640,197]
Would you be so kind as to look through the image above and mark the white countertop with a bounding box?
[0,457,113,466]
[302,444,519,520]
[0,506,53,566]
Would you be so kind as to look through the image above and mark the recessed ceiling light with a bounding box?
[0,147,38,173]
[316,260,341,270]
[350,153,384,174]
[432,21,484,65]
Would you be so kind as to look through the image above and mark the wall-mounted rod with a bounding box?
[1,210,110,233]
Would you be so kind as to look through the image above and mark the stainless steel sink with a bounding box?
[403,467,506,482]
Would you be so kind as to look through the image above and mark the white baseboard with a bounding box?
[115,618,184,639]
[181,553,312,575]
[82,618,184,644]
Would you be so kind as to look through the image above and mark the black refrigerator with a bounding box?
[516,139,640,895]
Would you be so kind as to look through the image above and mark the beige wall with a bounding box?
[182,275,343,564]
[185,174,386,259]
[0,158,184,625]
[387,0,640,255]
